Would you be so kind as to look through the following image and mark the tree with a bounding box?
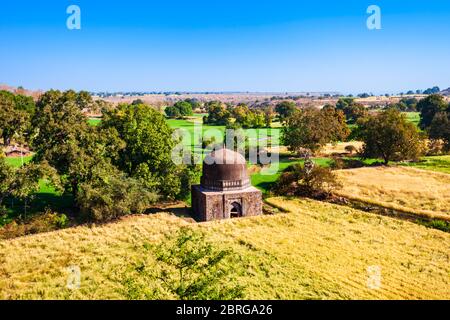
[131,99,145,105]
[204,101,231,125]
[31,90,117,197]
[428,111,450,151]
[423,86,440,95]
[230,104,266,129]
[0,155,58,216]
[164,105,182,118]
[263,106,274,127]
[417,94,447,129]
[77,169,158,222]
[282,107,349,155]
[165,100,194,118]
[0,91,33,146]
[272,163,342,199]
[275,100,296,122]
[335,98,368,124]
[102,103,181,199]
[124,227,244,300]
[356,108,423,164]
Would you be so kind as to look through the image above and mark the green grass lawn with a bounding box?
[250,157,332,194]
[403,112,420,127]
[88,118,102,126]
[167,118,282,156]
[400,155,450,174]
[2,156,73,225]
[4,155,32,167]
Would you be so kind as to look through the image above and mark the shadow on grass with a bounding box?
[145,205,192,219]
[3,193,76,224]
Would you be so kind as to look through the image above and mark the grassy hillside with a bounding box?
[335,167,450,221]
[1,198,448,299]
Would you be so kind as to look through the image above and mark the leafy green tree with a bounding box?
[31,90,117,197]
[102,103,181,199]
[77,168,158,222]
[124,227,245,300]
[282,107,349,155]
[165,100,194,118]
[275,100,296,122]
[14,94,35,114]
[76,90,94,110]
[164,105,182,118]
[230,104,263,128]
[0,155,58,215]
[428,111,450,151]
[263,106,274,127]
[335,98,368,124]
[0,91,33,146]
[131,99,145,105]
[417,94,447,129]
[356,108,423,164]
[204,101,231,125]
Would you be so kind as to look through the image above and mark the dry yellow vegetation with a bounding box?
[320,141,363,156]
[0,197,449,300]
[335,166,450,221]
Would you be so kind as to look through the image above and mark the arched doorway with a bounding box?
[230,202,242,218]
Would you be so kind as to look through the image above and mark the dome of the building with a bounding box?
[201,148,250,191]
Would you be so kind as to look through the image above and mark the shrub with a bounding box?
[122,227,245,300]
[273,163,342,199]
[0,210,68,240]
[78,175,158,222]
[344,145,357,155]
[425,139,445,156]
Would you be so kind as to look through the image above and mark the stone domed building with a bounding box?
[191,148,262,221]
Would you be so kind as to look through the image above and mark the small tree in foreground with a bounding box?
[123,227,245,300]
[356,108,423,164]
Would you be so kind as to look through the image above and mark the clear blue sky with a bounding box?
[1,0,450,94]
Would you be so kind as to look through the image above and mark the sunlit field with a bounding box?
[335,166,450,221]
[1,197,448,299]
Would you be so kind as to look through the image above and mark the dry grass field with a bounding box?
[320,141,363,156]
[0,198,448,300]
[335,167,450,221]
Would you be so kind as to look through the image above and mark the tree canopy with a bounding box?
[0,90,35,146]
[102,103,182,199]
[165,100,194,118]
[275,101,296,122]
[282,106,349,154]
[417,94,448,129]
[356,108,423,164]
[335,98,368,124]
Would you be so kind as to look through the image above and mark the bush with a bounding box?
[425,139,446,156]
[0,210,68,240]
[273,163,342,199]
[344,145,357,155]
[122,227,245,300]
[78,175,158,222]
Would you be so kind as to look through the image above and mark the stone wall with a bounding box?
[191,185,262,222]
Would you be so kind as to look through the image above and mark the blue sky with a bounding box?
[1,1,450,94]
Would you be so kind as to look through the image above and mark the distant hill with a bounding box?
[440,87,450,96]
[0,84,42,99]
